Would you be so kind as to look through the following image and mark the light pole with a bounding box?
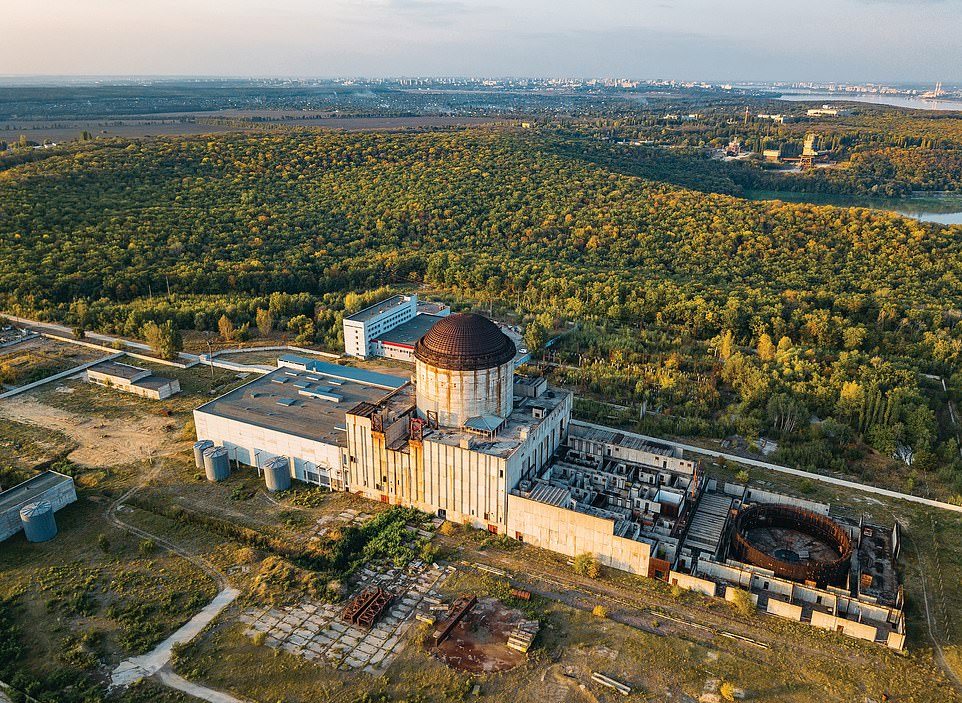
[206,333,215,392]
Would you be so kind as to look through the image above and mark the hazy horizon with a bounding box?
[3,0,961,83]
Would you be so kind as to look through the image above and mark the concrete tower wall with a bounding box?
[415,360,513,427]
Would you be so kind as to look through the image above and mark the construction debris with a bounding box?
[510,587,531,601]
[506,619,540,652]
[591,672,631,696]
[433,594,477,646]
[341,586,393,629]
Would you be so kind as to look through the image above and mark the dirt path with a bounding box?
[156,668,249,703]
[0,396,174,466]
[106,463,247,701]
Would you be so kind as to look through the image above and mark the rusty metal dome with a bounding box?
[414,313,516,371]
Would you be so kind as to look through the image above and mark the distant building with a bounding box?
[807,105,851,117]
[757,113,795,124]
[86,360,181,400]
[0,471,76,541]
[0,325,37,348]
[343,294,449,359]
[762,148,783,162]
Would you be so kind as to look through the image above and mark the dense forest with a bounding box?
[1,127,961,496]
[567,107,962,196]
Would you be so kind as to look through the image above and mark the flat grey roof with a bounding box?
[377,314,443,347]
[427,387,571,459]
[277,356,407,390]
[570,423,679,458]
[89,359,149,381]
[196,365,409,446]
[0,471,73,515]
[345,295,411,324]
[135,375,175,390]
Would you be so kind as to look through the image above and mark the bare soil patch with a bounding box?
[0,395,178,466]
[434,597,527,673]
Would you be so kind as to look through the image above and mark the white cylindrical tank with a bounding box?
[264,455,291,492]
[20,500,57,542]
[413,313,516,429]
[203,446,230,482]
[193,439,214,469]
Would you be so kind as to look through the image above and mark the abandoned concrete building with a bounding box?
[193,311,905,650]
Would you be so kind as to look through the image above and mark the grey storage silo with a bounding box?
[193,439,214,469]
[263,456,291,492]
[20,500,57,542]
[203,446,230,482]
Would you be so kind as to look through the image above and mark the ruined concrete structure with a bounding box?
[195,310,906,650]
[347,314,570,531]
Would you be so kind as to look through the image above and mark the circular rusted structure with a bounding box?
[414,313,516,371]
[731,504,853,587]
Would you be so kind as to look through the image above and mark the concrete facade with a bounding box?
[506,493,653,575]
[0,471,77,541]
[87,360,181,400]
[346,382,571,532]
[193,410,345,489]
[415,360,513,428]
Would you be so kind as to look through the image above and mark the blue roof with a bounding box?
[278,355,407,390]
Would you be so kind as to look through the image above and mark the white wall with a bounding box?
[194,410,345,488]
[343,295,417,358]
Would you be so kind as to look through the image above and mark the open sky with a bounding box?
[3,0,960,82]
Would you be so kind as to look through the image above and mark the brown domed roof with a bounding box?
[414,313,516,371]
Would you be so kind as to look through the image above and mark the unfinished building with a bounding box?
[194,311,905,650]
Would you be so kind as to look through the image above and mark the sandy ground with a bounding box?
[0,395,175,466]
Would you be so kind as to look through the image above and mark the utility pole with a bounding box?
[206,333,215,392]
[166,275,171,298]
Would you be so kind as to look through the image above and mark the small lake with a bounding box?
[744,190,962,225]
[776,91,962,113]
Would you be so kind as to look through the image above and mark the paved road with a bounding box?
[572,420,962,515]
[3,313,199,363]
[110,587,241,689]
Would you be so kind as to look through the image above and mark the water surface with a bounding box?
[745,190,962,225]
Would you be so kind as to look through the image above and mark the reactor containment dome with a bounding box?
[413,314,517,428]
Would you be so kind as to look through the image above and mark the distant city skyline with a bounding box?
[4,0,961,82]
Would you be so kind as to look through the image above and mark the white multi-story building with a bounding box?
[343,295,419,358]
[343,294,451,359]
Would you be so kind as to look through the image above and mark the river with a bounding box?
[744,190,962,225]
[775,91,962,113]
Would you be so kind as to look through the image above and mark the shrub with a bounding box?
[592,605,607,618]
[728,587,755,617]
[138,539,156,556]
[735,468,749,483]
[573,552,601,578]
[720,681,737,701]
[438,521,456,536]
[419,542,438,564]
[97,534,110,553]
[251,631,267,646]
